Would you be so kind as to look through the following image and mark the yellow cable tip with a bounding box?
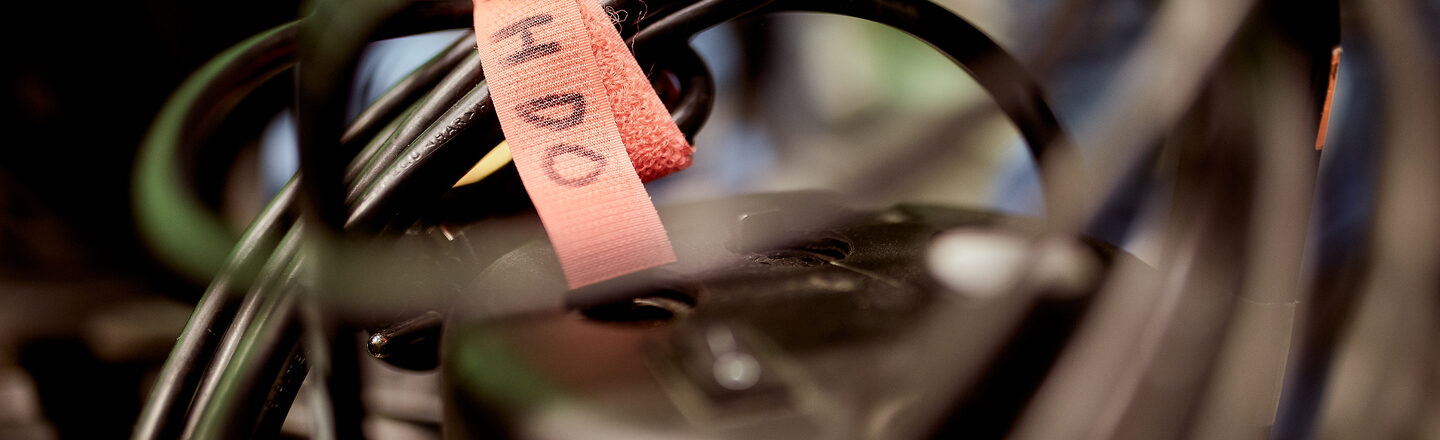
[453,141,513,187]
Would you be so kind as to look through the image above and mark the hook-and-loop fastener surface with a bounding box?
[473,0,690,288]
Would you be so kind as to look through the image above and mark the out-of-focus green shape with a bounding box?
[865,21,982,112]
[133,23,298,283]
[450,325,562,411]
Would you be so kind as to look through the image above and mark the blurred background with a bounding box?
[1,0,1436,438]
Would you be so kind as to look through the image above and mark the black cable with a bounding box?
[633,0,1064,160]
[344,81,503,233]
[296,0,418,234]
[343,30,478,155]
[163,96,448,440]
[641,43,716,143]
[293,4,482,436]
[783,0,1065,158]
[132,184,296,440]
[180,226,306,439]
[346,52,484,205]
[290,0,479,231]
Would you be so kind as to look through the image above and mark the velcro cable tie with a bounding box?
[473,0,691,288]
